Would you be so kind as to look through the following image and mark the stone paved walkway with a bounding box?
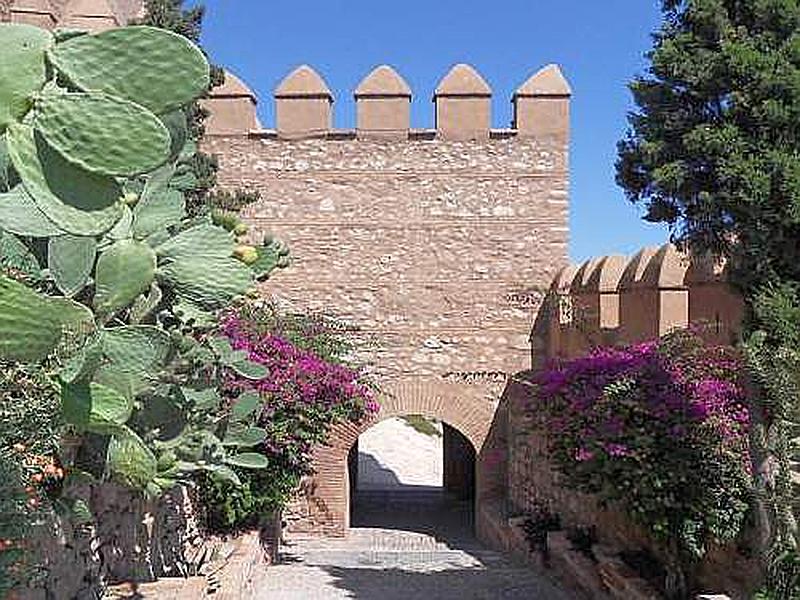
[252,489,571,599]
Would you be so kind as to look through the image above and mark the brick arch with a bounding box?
[305,378,498,536]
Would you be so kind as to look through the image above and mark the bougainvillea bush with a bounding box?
[531,330,752,595]
[199,303,378,531]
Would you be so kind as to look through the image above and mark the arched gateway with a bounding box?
[310,379,498,534]
[200,62,572,540]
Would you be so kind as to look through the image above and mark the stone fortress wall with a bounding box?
[3,0,143,31]
[532,243,745,365]
[201,62,571,409]
[200,61,573,534]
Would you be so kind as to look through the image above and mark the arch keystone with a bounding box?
[201,70,261,135]
[355,65,411,140]
[274,65,333,139]
[513,64,571,140]
[434,63,492,140]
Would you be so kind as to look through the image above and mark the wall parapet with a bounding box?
[201,63,572,141]
[532,243,744,363]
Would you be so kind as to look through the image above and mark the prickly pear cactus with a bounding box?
[0,24,52,132]
[0,22,286,496]
[35,92,172,176]
[48,26,210,114]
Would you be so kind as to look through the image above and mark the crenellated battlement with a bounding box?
[201,63,572,143]
[533,244,745,365]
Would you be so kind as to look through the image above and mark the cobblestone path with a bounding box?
[253,489,571,599]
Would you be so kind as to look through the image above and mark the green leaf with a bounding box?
[230,359,268,380]
[159,109,187,161]
[48,26,210,115]
[35,92,171,177]
[133,187,185,239]
[70,499,93,525]
[251,238,290,281]
[225,452,268,469]
[159,257,253,309]
[222,426,267,447]
[129,282,162,324]
[6,124,123,236]
[95,325,171,397]
[203,463,241,486]
[0,230,42,280]
[181,387,221,412]
[105,204,133,241]
[154,223,234,261]
[48,234,96,296]
[0,272,61,361]
[0,185,62,237]
[208,336,234,360]
[0,24,53,132]
[60,335,103,383]
[61,380,132,433]
[94,239,156,317]
[231,392,261,420]
[107,427,157,488]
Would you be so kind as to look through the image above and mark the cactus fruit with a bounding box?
[250,238,291,281]
[7,124,123,236]
[0,24,53,132]
[0,273,62,361]
[47,26,210,116]
[94,240,156,317]
[48,235,96,297]
[0,185,63,237]
[35,92,172,177]
[234,244,259,265]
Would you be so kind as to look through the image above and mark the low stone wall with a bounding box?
[20,483,203,599]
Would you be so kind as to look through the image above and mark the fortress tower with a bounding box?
[202,64,572,535]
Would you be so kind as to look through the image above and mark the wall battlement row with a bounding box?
[532,243,744,363]
[202,63,572,142]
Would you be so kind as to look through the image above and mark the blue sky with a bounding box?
[195,0,672,263]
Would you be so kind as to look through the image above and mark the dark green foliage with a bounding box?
[199,464,299,533]
[616,0,800,292]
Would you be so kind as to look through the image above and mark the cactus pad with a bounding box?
[0,185,63,237]
[159,257,253,309]
[48,26,210,115]
[95,325,171,398]
[0,273,62,361]
[107,427,157,488]
[0,231,42,281]
[225,452,269,469]
[0,24,53,132]
[7,124,123,236]
[48,235,96,297]
[133,188,185,239]
[62,381,133,433]
[36,93,171,177]
[94,240,156,317]
[155,223,235,261]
